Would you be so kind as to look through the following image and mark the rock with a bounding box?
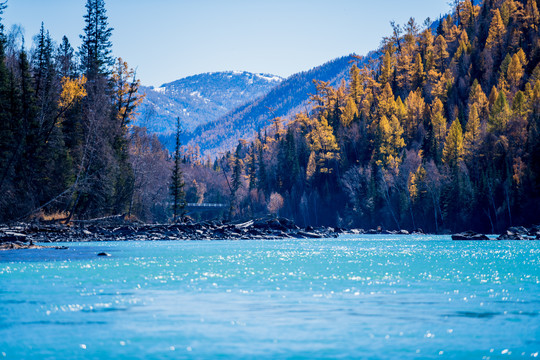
[507,226,528,236]
[97,252,111,257]
[498,233,527,240]
[297,231,323,239]
[0,232,28,243]
[451,231,490,240]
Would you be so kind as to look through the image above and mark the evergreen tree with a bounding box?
[489,91,511,133]
[170,117,186,221]
[79,0,114,78]
[430,99,448,162]
[379,50,394,87]
[443,118,465,168]
[57,36,75,78]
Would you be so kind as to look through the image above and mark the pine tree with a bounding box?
[411,53,425,90]
[340,96,358,127]
[489,91,511,133]
[231,142,243,197]
[485,9,506,50]
[404,89,426,142]
[57,36,75,79]
[464,104,482,156]
[170,117,186,221]
[443,118,464,168]
[507,52,525,92]
[79,0,114,78]
[257,134,267,195]
[380,50,394,87]
[376,114,405,169]
[349,63,363,105]
[433,35,449,71]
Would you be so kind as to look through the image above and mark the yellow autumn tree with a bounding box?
[443,118,464,168]
[405,89,426,142]
[507,52,525,92]
[431,98,447,160]
[376,114,405,170]
[340,96,358,127]
[58,75,87,109]
[349,63,364,105]
[112,58,145,129]
[485,9,506,50]
[433,35,449,71]
[306,116,340,173]
[489,91,512,133]
[380,50,394,87]
[468,79,490,121]
[464,104,482,156]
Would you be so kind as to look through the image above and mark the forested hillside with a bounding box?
[136,71,283,151]
[185,55,366,157]
[0,0,145,222]
[183,0,540,233]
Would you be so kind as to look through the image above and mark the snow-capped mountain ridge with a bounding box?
[135,71,284,136]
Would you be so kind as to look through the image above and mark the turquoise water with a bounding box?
[0,235,539,359]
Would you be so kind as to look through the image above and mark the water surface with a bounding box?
[1,235,539,359]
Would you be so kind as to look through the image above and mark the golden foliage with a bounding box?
[58,75,87,109]
[443,118,464,167]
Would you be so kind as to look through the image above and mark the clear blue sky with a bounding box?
[4,0,451,87]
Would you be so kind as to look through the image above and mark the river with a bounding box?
[1,235,539,359]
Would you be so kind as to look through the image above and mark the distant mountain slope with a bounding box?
[135,71,283,135]
[184,54,370,156]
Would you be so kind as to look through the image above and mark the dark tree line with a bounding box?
[0,0,144,222]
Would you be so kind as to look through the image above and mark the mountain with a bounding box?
[183,54,373,157]
[135,71,283,136]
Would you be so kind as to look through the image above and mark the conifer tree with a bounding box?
[340,96,358,127]
[380,50,394,87]
[349,63,363,104]
[464,104,482,156]
[411,53,425,90]
[507,52,525,92]
[485,9,506,51]
[376,114,405,169]
[57,36,75,79]
[248,145,257,191]
[405,89,426,142]
[79,0,114,78]
[489,91,511,133]
[231,142,243,197]
[170,117,186,221]
[443,118,464,168]
[433,35,449,71]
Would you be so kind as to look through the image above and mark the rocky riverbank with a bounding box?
[2,217,538,249]
[0,217,341,246]
[452,225,540,241]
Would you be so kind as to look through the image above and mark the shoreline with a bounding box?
[1,218,538,250]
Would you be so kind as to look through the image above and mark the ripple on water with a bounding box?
[0,237,538,359]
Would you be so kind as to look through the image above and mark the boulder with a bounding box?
[498,233,528,240]
[0,232,28,243]
[452,231,490,240]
